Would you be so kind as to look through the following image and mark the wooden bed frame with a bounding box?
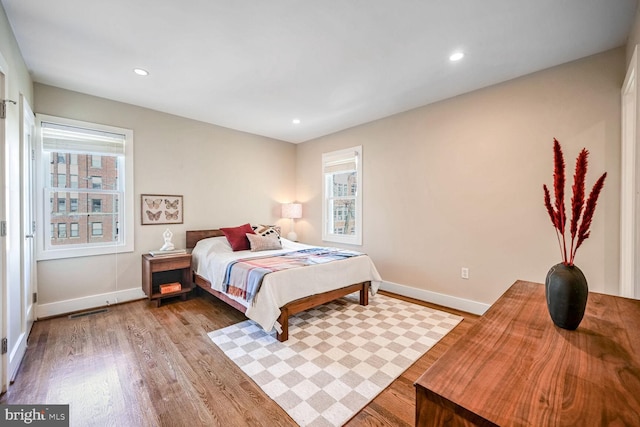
[186,229,370,342]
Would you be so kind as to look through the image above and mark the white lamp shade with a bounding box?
[282,203,302,219]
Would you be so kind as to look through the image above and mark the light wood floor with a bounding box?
[1,291,478,426]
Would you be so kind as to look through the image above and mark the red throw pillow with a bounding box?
[220,223,255,251]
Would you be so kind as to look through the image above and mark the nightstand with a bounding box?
[141,253,193,307]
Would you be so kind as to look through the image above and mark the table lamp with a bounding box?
[281,203,302,241]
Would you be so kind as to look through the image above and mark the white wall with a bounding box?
[296,48,624,307]
[34,84,296,316]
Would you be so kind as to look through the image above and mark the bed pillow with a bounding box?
[220,223,255,251]
[193,236,232,255]
[252,224,281,241]
[246,232,282,252]
[203,236,233,254]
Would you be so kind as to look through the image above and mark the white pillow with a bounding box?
[193,236,233,256]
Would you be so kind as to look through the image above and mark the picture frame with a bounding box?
[141,194,183,225]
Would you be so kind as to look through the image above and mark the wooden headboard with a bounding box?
[186,226,282,249]
[186,229,225,249]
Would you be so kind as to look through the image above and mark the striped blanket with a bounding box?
[223,248,361,303]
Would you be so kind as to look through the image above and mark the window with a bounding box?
[91,222,103,236]
[57,153,66,164]
[322,146,362,245]
[70,223,79,238]
[70,196,78,212]
[57,173,66,188]
[58,223,67,238]
[91,176,102,189]
[37,114,134,260]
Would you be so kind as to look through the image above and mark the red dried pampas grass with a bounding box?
[543,138,606,266]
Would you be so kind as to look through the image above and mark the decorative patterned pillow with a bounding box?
[252,224,281,240]
[220,223,255,251]
[246,233,282,252]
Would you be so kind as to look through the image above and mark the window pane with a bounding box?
[330,199,357,235]
[91,155,102,168]
[330,172,357,197]
[47,190,120,246]
[50,153,119,190]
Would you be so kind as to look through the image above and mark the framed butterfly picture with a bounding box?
[141,194,183,225]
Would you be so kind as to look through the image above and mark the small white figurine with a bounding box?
[159,228,175,251]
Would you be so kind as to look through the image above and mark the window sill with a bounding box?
[37,242,134,261]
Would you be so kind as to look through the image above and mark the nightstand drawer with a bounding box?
[148,255,191,272]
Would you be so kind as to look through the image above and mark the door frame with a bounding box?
[20,95,35,332]
[621,45,639,299]
[0,50,8,394]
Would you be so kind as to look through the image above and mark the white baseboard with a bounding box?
[36,287,146,319]
[35,282,488,319]
[379,281,490,316]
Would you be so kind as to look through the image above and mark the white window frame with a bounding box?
[36,114,134,260]
[322,145,363,245]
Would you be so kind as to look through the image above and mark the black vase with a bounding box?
[545,263,588,330]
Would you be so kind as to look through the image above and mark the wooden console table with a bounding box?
[415,280,640,426]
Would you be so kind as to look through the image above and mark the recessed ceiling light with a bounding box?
[292,118,301,124]
[133,68,149,76]
[449,52,464,62]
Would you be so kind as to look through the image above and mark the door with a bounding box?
[10,96,36,381]
[0,53,34,389]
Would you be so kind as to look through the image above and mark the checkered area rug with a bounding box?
[209,293,462,427]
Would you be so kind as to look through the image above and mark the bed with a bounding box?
[186,228,382,341]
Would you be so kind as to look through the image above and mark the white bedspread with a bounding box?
[192,236,382,333]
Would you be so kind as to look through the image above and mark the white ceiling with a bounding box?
[2,0,637,143]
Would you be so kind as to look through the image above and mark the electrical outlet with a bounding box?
[461,267,469,279]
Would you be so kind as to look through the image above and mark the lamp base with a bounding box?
[287,231,298,242]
